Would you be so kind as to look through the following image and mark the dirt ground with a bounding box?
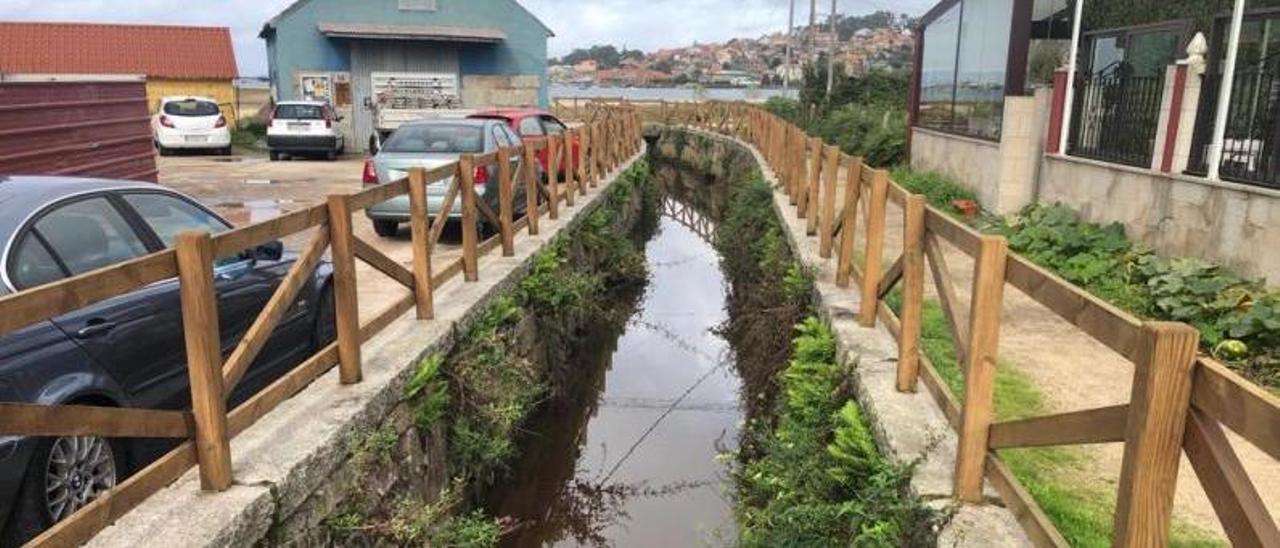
[867,186,1280,542]
[156,150,463,319]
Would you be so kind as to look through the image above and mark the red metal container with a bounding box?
[0,76,157,181]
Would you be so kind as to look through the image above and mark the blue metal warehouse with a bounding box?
[260,0,553,152]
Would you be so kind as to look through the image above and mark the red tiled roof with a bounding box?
[0,22,238,80]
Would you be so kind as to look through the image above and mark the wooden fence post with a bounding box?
[858,171,890,327]
[563,132,578,205]
[495,149,515,256]
[547,137,561,219]
[175,231,233,491]
[458,156,479,282]
[954,235,1008,502]
[836,157,863,288]
[819,145,840,258]
[1113,322,1200,547]
[897,195,927,392]
[327,195,363,384]
[407,168,435,318]
[579,128,592,191]
[522,144,540,236]
[805,137,823,233]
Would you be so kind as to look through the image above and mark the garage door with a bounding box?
[350,40,459,152]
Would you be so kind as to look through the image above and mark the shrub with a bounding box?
[734,318,933,547]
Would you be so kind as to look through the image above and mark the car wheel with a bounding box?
[1,436,124,546]
[221,147,233,157]
[373,220,399,238]
[157,145,170,157]
[314,283,336,350]
[326,150,338,162]
[269,151,281,161]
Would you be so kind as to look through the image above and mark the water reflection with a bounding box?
[486,162,739,547]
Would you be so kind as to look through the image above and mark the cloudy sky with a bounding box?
[0,0,936,77]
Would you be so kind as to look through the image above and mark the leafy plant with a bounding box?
[733,318,935,546]
[405,354,449,429]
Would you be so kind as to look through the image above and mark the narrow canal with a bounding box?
[485,158,743,547]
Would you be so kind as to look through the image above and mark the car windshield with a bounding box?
[163,100,220,117]
[382,124,483,153]
[275,104,325,120]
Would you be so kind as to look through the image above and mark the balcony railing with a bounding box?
[1068,65,1167,168]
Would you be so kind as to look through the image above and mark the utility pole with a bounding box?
[826,0,837,99]
[784,0,795,90]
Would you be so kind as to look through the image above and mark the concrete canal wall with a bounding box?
[655,125,1033,547]
[85,149,648,547]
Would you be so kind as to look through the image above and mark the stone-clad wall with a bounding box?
[1039,154,1280,284]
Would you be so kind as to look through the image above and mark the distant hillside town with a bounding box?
[549,10,915,88]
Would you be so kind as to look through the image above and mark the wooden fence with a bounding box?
[0,106,643,547]
[634,99,1280,548]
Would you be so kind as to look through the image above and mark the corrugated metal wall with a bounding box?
[350,40,459,152]
[0,80,157,181]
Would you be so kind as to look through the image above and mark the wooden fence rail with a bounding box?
[0,105,643,548]
[636,100,1280,548]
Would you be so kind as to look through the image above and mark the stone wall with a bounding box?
[909,92,1050,215]
[1039,154,1280,283]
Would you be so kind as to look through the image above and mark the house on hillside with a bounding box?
[260,0,554,153]
[0,22,240,124]
[908,0,1280,282]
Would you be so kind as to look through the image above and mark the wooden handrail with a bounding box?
[681,101,1280,547]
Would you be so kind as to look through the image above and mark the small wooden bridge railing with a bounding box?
[0,106,642,547]
[654,100,1280,548]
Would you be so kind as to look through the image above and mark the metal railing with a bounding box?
[1189,67,1280,188]
[1068,65,1167,168]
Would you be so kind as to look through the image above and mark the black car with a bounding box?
[0,176,335,545]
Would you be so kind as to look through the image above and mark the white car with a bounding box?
[267,101,345,161]
[152,97,232,156]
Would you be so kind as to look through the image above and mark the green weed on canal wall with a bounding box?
[329,161,657,546]
[733,318,936,546]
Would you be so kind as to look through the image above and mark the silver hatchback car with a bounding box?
[363,119,533,238]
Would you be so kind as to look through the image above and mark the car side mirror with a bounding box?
[254,241,285,262]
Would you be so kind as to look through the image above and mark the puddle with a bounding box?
[486,163,739,547]
[215,199,295,225]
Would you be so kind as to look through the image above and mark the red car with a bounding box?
[468,108,580,176]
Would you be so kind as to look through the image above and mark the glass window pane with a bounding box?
[11,235,65,289]
[122,193,230,248]
[35,197,149,276]
[518,117,545,136]
[955,0,1013,139]
[920,3,961,131]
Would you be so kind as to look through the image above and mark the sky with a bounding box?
[0,0,937,77]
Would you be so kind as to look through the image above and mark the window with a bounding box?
[10,235,64,289]
[491,125,515,148]
[122,193,230,248]
[542,116,567,135]
[501,125,522,146]
[163,99,220,117]
[399,0,437,11]
[518,117,546,137]
[273,104,326,120]
[916,0,1014,140]
[382,124,484,153]
[919,4,962,132]
[33,198,148,276]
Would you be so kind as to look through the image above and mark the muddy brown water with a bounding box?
[485,165,741,547]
